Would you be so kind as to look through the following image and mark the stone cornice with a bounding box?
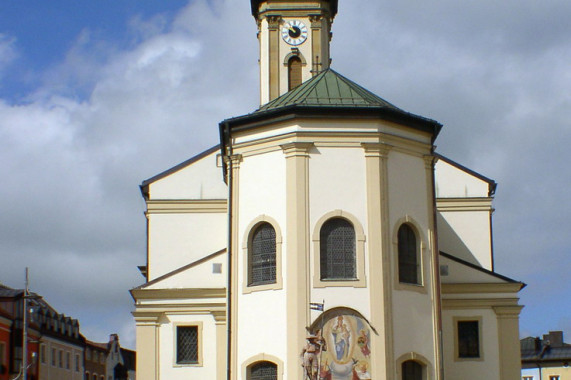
[146,199,227,214]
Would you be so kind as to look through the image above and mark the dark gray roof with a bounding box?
[521,335,571,363]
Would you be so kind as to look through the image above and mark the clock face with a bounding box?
[281,20,308,46]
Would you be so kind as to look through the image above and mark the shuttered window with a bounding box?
[288,56,302,90]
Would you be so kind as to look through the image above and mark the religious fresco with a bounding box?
[303,311,372,380]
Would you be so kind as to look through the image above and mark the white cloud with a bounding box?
[0,0,569,346]
[0,34,18,76]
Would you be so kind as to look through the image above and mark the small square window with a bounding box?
[177,326,198,364]
[458,321,480,358]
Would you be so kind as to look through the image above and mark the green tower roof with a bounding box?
[256,68,401,112]
[219,68,442,151]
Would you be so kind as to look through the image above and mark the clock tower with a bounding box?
[251,0,338,105]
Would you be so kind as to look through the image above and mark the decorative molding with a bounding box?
[131,288,226,300]
[442,297,520,309]
[146,199,227,214]
[280,141,314,158]
[441,282,523,294]
[436,197,493,212]
[361,142,392,158]
[266,15,281,29]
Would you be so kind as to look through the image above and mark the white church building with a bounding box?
[131,1,525,379]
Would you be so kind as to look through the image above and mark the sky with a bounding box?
[0,0,569,350]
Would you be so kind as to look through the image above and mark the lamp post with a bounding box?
[17,268,38,380]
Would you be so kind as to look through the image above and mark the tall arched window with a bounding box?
[398,224,419,284]
[288,56,302,91]
[402,360,423,380]
[249,223,277,286]
[249,361,277,380]
[320,218,356,280]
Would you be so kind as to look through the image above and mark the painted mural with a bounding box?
[304,312,372,380]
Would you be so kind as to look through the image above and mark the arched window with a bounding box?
[288,56,302,91]
[402,360,422,380]
[249,361,277,380]
[320,218,356,280]
[249,223,277,286]
[398,224,420,284]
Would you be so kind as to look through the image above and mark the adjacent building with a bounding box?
[521,331,571,380]
[0,283,135,380]
[131,1,525,379]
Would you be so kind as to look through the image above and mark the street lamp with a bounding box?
[12,268,41,380]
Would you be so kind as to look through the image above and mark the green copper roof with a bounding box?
[257,69,401,112]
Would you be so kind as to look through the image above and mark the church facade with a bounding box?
[130,1,524,379]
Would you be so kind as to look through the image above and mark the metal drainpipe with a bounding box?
[225,122,233,380]
[430,149,445,380]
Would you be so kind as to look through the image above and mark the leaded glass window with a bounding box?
[402,360,422,380]
[176,326,198,364]
[250,361,277,380]
[320,218,356,280]
[249,223,277,286]
[398,224,419,284]
[458,321,480,358]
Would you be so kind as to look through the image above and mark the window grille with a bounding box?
[398,224,419,284]
[249,223,277,286]
[320,218,356,280]
[402,360,423,380]
[458,321,480,358]
[250,361,277,380]
[176,326,198,364]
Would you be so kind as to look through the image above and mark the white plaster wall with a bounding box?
[435,160,489,198]
[148,212,227,280]
[442,308,500,380]
[236,150,288,370]
[309,146,371,318]
[438,210,492,269]
[439,256,504,284]
[149,150,227,200]
[387,150,437,363]
[146,253,227,289]
[159,314,218,380]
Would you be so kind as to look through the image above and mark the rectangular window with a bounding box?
[51,348,56,366]
[40,345,46,364]
[458,320,480,358]
[59,350,63,367]
[523,377,534,380]
[75,354,80,371]
[66,351,70,369]
[549,376,560,380]
[176,326,198,364]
